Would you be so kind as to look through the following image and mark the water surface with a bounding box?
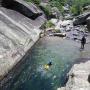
[5,36,81,90]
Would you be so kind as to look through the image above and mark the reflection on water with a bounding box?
[6,36,81,90]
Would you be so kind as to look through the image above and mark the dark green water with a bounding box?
[5,36,81,90]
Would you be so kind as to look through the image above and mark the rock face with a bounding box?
[73,12,90,31]
[0,0,45,79]
[73,12,90,26]
[60,60,90,90]
[83,5,90,13]
[87,17,90,31]
[1,0,43,19]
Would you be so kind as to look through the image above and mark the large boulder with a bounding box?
[1,0,43,19]
[83,5,90,12]
[73,12,90,26]
[60,60,90,90]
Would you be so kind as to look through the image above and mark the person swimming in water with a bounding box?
[47,61,52,66]
[44,61,52,70]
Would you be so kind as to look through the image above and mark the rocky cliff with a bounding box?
[73,6,90,31]
[0,0,45,79]
[59,60,90,90]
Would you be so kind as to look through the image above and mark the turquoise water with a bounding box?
[5,36,81,90]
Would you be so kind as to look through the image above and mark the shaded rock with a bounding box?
[73,12,90,26]
[83,5,90,12]
[73,38,78,40]
[88,74,90,83]
[53,33,66,37]
[1,0,43,19]
[86,17,90,31]
[1,0,13,7]
[73,33,78,36]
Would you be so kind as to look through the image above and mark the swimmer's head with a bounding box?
[48,61,52,66]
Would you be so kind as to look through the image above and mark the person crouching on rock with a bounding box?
[81,36,86,49]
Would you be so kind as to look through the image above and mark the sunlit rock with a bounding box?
[60,60,90,90]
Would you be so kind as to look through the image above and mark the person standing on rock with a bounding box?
[81,36,86,49]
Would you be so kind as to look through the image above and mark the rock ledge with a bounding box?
[59,60,90,90]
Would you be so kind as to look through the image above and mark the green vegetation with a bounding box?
[46,21,55,28]
[70,5,83,15]
[25,0,90,16]
[49,0,90,16]
[39,5,52,19]
[49,0,66,13]
[25,0,66,14]
[40,21,55,29]
[70,0,90,15]
[40,21,61,34]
